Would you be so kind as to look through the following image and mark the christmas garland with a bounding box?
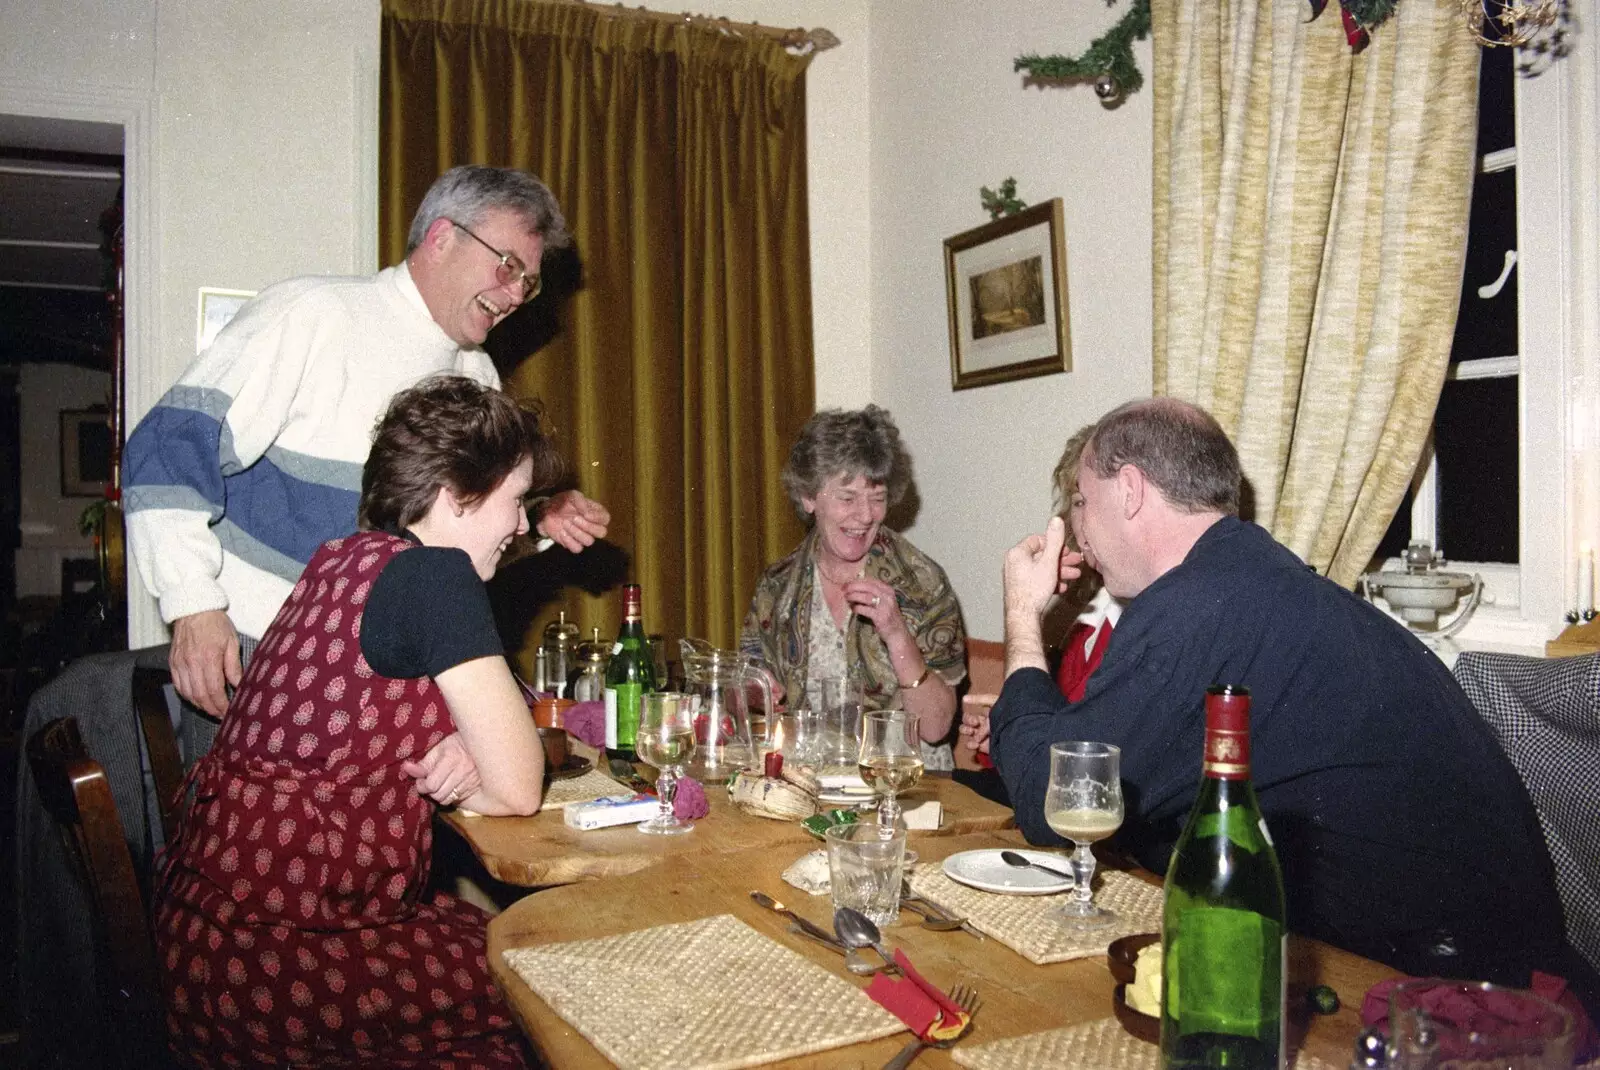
[1013,0,1407,104]
[1013,0,1150,103]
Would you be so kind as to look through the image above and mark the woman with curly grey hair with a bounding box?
[740,405,967,769]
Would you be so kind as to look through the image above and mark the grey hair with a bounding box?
[1084,398,1241,515]
[782,405,912,521]
[405,165,571,254]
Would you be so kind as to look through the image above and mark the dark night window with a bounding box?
[1377,42,1519,567]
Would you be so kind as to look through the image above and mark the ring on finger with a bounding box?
[872,595,881,607]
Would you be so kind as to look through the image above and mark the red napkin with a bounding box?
[563,701,606,747]
[672,776,709,820]
[1360,972,1595,1062]
[864,949,972,1041]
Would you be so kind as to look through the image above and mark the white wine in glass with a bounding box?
[636,692,695,835]
[1043,741,1123,928]
[1044,807,1122,843]
[859,753,924,795]
[858,710,922,864]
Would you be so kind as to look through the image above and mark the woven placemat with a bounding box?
[906,863,1162,964]
[502,913,903,1070]
[952,1016,1339,1070]
[541,768,633,809]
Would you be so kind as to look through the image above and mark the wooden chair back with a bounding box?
[26,715,169,1065]
[133,665,185,840]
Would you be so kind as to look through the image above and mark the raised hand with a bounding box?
[536,490,610,552]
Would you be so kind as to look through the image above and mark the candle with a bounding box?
[1581,543,1595,617]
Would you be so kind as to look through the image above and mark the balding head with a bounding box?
[1083,398,1240,516]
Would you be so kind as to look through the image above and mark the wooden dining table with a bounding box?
[442,770,1016,887]
[487,828,1401,1069]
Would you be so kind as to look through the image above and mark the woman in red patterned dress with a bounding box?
[957,424,1119,777]
[155,377,569,1068]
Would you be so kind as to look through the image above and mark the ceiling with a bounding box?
[0,113,125,370]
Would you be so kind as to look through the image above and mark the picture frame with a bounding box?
[196,287,256,353]
[944,198,1072,391]
[60,408,113,497]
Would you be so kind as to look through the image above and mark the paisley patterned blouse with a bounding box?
[740,526,968,766]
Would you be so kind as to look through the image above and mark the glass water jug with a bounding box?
[678,640,772,783]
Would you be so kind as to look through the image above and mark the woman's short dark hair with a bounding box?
[359,376,567,531]
[1084,398,1240,515]
[781,405,912,521]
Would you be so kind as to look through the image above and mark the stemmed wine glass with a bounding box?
[635,692,695,835]
[1043,741,1123,927]
[858,709,922,862]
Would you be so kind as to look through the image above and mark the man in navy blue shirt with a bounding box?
[974,397,1568,987]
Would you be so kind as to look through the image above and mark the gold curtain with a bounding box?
[381,0,815,667]
[1151,0,1479,588]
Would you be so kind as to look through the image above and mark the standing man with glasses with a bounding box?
[124,165,609,750]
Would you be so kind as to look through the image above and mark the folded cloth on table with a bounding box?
[672,776,709,819]
[865,949,972,1041]
[564,701,605,747]
[1360,972,1597,1062]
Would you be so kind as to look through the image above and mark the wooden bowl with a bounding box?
[1107,932,1161,1044]
[1107,932,1160,985]
[1113,984,1161,1044]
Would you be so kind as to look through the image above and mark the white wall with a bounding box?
[14,364,111,598]
[1,0,381,644]
[868,1,1154,640]
[704,0,1153,640]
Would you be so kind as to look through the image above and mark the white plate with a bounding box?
[941,849,1074,895]
[816,790,876,807]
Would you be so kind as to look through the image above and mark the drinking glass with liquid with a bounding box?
[1043,741,1124,928]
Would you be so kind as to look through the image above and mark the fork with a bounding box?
[879,983,982,1070]
[896,896,968,932]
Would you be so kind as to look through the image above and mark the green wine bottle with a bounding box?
[603,583,654,761]
[1160,684,1287,1070]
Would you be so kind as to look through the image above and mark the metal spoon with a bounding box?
[999,849,1074,882]
[749,891,881,975]
[784,924,885,976]
[833,906,900,972]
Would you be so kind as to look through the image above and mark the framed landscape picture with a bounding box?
[196,287,256,353]
[944,198,1071,391]
[60,408,112,497]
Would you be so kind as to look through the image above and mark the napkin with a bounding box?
[864,949,972,1041]
[672,776,709,820]
[564,701,606,747]
[1359,972,1596,1062]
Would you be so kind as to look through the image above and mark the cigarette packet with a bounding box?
[562,793,659,830]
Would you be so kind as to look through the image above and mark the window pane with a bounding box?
[1435,376,1519,563]
[1476,40,1514,156]
[1452,166,1518,363]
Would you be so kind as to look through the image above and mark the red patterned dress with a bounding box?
[155,532,528,1068]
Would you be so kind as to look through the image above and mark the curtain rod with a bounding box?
[554,0,840,53]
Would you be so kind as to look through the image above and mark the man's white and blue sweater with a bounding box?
[123,262,499,640]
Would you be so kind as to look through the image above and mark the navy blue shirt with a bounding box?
[990,516,1564,983]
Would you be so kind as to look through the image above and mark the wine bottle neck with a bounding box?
[1201,723,1250,780]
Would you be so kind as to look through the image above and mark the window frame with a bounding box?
[1392,43,1600,653]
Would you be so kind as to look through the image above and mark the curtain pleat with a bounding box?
[381,0,815,667]
[1152,0,1479,588]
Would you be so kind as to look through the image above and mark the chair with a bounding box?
[133,665,185,841]
[1453,650,1600,977]
[26,715,172,1068]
